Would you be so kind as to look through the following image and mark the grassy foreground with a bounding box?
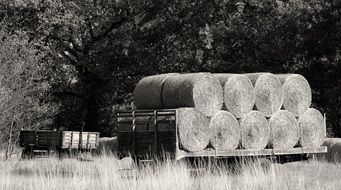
[0,153,340,190]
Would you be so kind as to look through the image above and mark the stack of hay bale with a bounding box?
[133,72,326,152]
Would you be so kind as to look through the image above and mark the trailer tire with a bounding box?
[21,147,33,159]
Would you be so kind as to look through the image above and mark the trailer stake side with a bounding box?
[19,130,100,158]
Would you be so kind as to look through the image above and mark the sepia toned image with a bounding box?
[0,0,340,189]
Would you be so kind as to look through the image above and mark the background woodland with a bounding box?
[0,0,340,143]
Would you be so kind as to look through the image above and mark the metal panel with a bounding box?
[19,130,60,148]
[116,109,177,159]
[81,132,100,149]
[79,132,88,149]
[36,131,60,147]
[61,131,80,149]
[19,131,36,146]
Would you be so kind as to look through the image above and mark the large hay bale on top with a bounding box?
[298,108,326,147]
[177,108,210,152]
[245,73,284,117]
[269,110,299,149]
[163,73,223,117]
[209,110,240,150]
[240,111,270,149]
[134,73,179,109]
[277,74,312,116]
[213,74,255,118]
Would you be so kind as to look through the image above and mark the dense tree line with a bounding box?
[0,0,340,143]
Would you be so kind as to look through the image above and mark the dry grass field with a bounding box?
[0,153,341,190]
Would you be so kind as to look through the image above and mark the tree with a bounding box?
[0,28,59,158]
[0,0,340,137]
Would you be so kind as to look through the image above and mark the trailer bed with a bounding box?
[176,147,326,160]
[116,109,327,161]
[19,130,100,158]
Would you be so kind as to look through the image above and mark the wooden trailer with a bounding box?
[19,130,100,158]
[116,109,327,164]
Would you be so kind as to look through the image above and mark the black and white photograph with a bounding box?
[0,0,340,189]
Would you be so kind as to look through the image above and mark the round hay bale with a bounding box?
[213,74,255,118]
[209,110,240,150]
[298,108,326,148]
[269,110,299,149]
[163,73,223,117]
[277,74,312,116]
[240,111,270,149]
[245,73,284,117]
[98,137,117,155]
[134,73,179,109]
[177,108,210,152]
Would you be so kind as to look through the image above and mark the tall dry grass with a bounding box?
[0,153,340,190]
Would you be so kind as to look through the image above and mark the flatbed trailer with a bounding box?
[19,130,100,158]
[116,109,327,163]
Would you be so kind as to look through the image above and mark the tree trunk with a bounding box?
[4,115,15,160]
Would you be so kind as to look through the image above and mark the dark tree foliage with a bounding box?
[0,0,340,137]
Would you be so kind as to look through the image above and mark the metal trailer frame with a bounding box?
[19,130,100,158]
[116,109,327,163]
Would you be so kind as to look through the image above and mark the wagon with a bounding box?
[19,130,100,158]
[116,109,327,165]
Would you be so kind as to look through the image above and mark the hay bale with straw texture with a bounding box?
[240,111,270,149]
[269,110,299,149]
[245,73,284,117]
[163,73,223,117]
[298,108,326,147]
[134,73,179,109]
[277,74,312,116]
[209,110,240,150]
[213,74,255,118]
[177,108,210,152]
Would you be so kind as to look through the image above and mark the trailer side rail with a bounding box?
[175,146,327,160]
